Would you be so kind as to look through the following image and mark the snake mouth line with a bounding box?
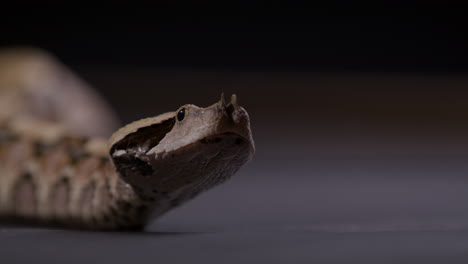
[199,132,246,145]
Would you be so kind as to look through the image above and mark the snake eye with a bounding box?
[177,108,186,121]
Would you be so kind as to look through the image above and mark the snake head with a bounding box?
[108,94,255,214]
[151,93,255,157]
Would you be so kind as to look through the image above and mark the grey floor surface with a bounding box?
[1,71,468,263]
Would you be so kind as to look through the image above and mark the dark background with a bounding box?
[1,4,467,72]
[2,5,468,263]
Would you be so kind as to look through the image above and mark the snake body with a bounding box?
[0,47,255,230]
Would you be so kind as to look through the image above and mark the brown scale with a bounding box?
[77,179,95,226]
[34,137,79,220]
[49,177,70,221]
[100,163,148,230]
[12,172,37,218]
[46,138,115,228]
[0,127,17,147]
[0,134,36,215]
[67,155,101,220]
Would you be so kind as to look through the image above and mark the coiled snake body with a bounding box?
[0,48,255,230]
